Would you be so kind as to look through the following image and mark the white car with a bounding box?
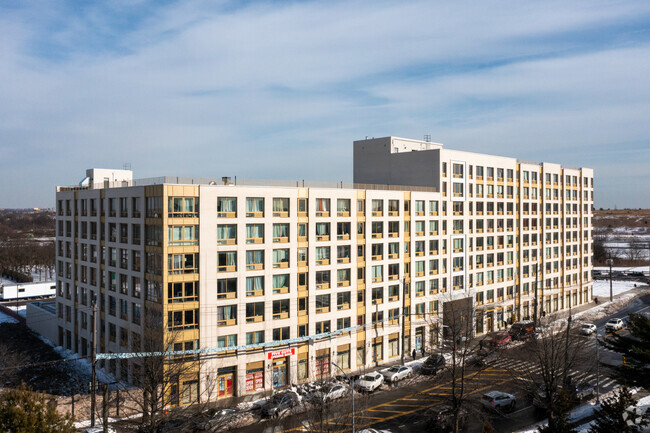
[381,365,413,383]
[480,391,516,411]
[356,372,384,392]
[313,383,348,402]
[580,323,597,335]
[605,318,624,332]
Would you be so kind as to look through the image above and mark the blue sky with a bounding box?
[1,0,649,209]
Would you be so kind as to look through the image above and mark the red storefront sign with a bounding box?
[245,372,264,392]
[267,347,296,360]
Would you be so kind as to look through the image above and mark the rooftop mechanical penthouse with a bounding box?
[55,137,594,403]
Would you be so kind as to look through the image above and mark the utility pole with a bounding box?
[401,278,406,365]
[533,263,539,326]
[606,258,614,302]
[102,384,108,433]
[90,298,97,427]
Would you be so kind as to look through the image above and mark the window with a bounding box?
[273,224,289,243]
[273,249,290,268]
[245,250,264,270]
[337,199,351,216]
[246,198,264,217]
[217,305,237,325]
[168,197,198,218]
[246,224,264,243]
[372,265,383,283]
[372,287,384,304]
[218,334,237,348]
[337,317,351,330]
[218,251,237,272]
[272,299,290,319]
[316,223,330,240]
[217,278,237,299]
[217,224,237,245]
[273,198,289,216]
[273,327,290,341]
[167,253,198,274]
[316,270,330,288]
[388,200,399,215]
[337,291,351,310]
[337,268,351,286]
[371,221,383,238]
[315,198,330,216]
[315,247,330,265]
[246,302,264,323]
[337,245,351,263]
[315,320,331,334]
[246,276,264,296]
[167,281,197,303]
[217,197,237,217]
[316,294,331,313]
[246,330,264,344]
[272,274,290,294]
[337,222,351,240]
[371,199,384,216]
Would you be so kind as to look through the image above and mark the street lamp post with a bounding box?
[595,332,600,405]
[606,258,614,302]
[331,362,354,433]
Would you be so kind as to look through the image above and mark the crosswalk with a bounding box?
[488,357,618,390]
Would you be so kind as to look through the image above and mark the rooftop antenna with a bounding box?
[424,135,431,143]
[123,162,132,171]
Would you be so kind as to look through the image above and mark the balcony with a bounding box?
[273,286,289,295]
[273,211,289,218]
[372,211,383,217]
[372,276,383,283]
[316,235,330,241]
[246,290,264,297]
[246,238,263,244]
[337,211,350,217]
[389,274,399,280]
[217,212,236,218]
[217,291,237,300]
[315,211,330,217]
[337,234,350,241]
[246,263,264,271]
[218,318,237,327]
[273,261,289,269]
[338,257,350,264]
[337,280,350,287]
[316,282,330,290]
[316,259,330,266]
[388,253,399,260]
[316,306,330,314]
[388,232,398,238]
[337,303,350,311]
[246,315,263,323]
[273,312,289,320]
[273,237,289,243]
[218,265,236,273]
[218,238,237,245]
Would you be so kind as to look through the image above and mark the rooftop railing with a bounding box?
[58,176,438,193]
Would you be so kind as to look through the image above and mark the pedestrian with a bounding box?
[421,346,425,357]
[412,349,416,359]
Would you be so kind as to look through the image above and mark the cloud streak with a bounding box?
[0,0,649,208]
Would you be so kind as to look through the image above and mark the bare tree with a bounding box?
[115,308,218,433]
[422,291,496,433]
[626,238,646,262]
[510,317,591,425]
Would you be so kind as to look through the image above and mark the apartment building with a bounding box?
[55,137,593,403]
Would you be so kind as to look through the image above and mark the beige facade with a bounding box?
[55,136,594,401]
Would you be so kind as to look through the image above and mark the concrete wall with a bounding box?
[26,302,58,344]
[353,137,442,190]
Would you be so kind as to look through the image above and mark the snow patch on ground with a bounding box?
[592,280,644,298]
[7,305,27,317]
[37,335,117,385]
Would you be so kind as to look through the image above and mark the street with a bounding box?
[228,291,650,433]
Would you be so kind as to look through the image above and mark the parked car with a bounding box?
[197,408,243,430]
[580,323,597,335]
[421,355,446,375]
[480,391,516,411]
[425,405,468,431]
[311,383,348,403]
[605,318,624,332]
[508,321,536,340]
[381,365,413,383]
[261,392,299,418]
[489,333,512,347]
[573,382,595,400]
[469,347,498,367]
[356,372,384,392]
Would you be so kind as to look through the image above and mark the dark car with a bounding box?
[508,321,536,340]
[261,392,299,418]
[421,355,446,375]
[197,408,242,430]
[425,405,468,432]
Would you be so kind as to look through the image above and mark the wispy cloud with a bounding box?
[1,0,649,208]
